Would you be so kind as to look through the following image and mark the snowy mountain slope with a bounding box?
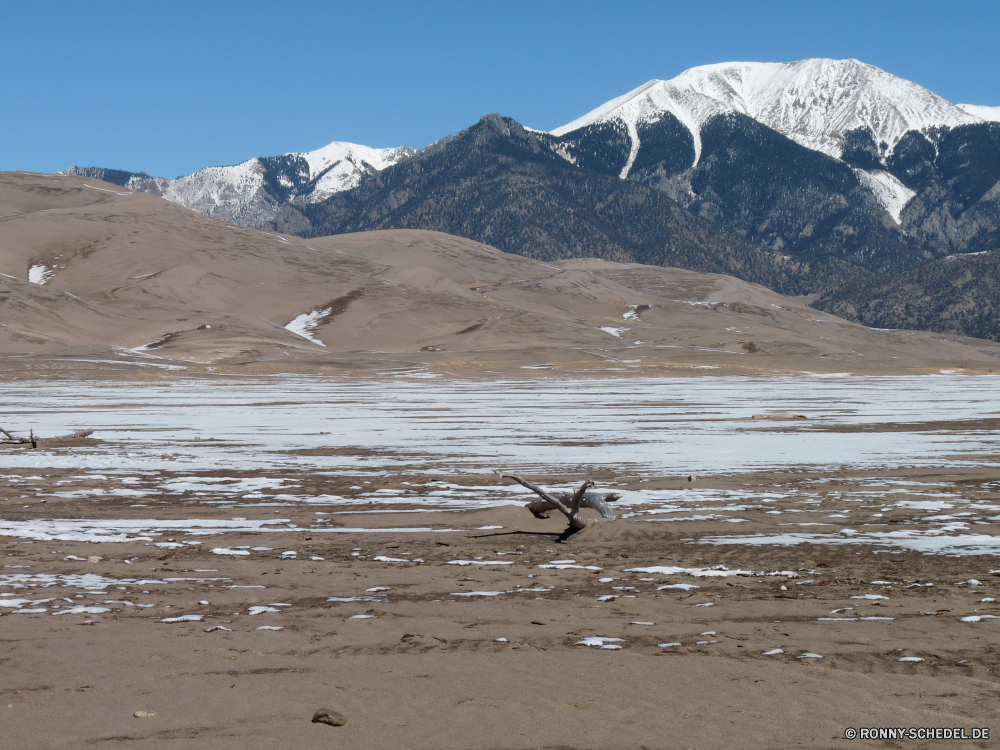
[852,169,916,224]
[294,142,415,201]
[553,59,986,170]
[64,140,415,230]
[551,58,1000,242]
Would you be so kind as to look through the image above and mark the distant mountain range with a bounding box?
[64,58,1000,340]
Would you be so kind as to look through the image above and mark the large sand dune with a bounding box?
[2,170,1000,376]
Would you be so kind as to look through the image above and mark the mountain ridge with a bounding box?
[61,58,1000,340]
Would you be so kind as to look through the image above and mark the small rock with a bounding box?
[87,556,100,564]
[312,708,348,726]
[133,710,156,718]
[687,475,696,483]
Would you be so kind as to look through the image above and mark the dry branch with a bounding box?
[0,426,94,448]
[495,471,620,538]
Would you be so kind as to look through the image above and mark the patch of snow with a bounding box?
[285,309,330,346]
[28,265,53,285]
[575,636,624,649]
[248,606,280,615]
[625,565,752,577]
[599,326,629,338]
[657,583,700,591]
[447,559,517,566]
[853,169,915,223]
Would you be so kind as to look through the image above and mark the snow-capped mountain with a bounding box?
[65,141,414,230]
[552,59,988,170]
[62,58,1000,340]
[548,58,1000,263]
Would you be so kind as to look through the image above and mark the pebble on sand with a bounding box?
[312,708,348,726]
[133,711,156,718]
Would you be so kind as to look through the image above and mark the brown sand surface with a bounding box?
[3,394,1000,748]
[2,170,1000,378]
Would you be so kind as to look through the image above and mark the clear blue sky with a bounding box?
[5,0,999,177]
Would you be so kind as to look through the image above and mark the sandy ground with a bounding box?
[2,378,1000,749]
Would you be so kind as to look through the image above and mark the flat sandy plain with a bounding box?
[2,376,1000,749]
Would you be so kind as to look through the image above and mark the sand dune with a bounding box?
[2,170,999,376]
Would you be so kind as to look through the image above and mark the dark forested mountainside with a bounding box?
[299,115,822,294]
[815,250,1000,341]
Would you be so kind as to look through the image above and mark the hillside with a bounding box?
[2,171,1000,377]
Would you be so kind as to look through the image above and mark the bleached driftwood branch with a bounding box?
[0,427,94,448]
[494,471,619,537]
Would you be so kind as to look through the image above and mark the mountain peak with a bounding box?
[552,58,984,166]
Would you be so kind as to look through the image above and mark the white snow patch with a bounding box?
[625,565,752,577]
[447,559,516,566]
[657,583,700,591]
[575,636,624,649]
[248,606,280,615]
[28,265,53,285]
[285,309,330,346]
[599,327,629,338]
[853,169,915,223]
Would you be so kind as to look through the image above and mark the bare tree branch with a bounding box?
[495,471,617,536]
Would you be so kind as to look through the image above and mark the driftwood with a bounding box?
[495,471,620,539]
[0,428,36,448]
[0,427,94,448]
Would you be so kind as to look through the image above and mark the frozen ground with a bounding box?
[2,375,999,475]
[1,375,1000,554]
[3,376,1000,748]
